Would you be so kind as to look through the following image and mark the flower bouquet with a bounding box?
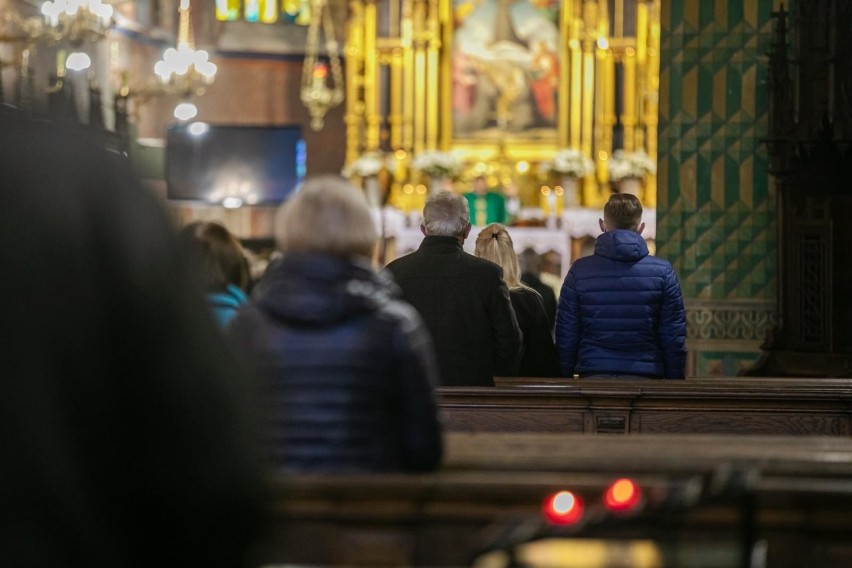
[410,150,463,178]
[542,148,595,179]
[607,150,656,182]
[341,151,389,178]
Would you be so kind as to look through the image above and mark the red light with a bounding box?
[603,478,642,512]
[312,63,328,79]
[543,490,584,525]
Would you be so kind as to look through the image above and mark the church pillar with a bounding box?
[656,0,779,376]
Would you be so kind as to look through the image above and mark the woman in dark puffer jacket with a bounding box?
[229,175,443,472]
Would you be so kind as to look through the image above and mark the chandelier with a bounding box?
[125,0,217,120]
[4,0,115,47]
[300,0,343,131]
[153,0,217,98]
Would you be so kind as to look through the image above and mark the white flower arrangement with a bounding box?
[410,150,463,178]
[341,151,389,178]
[542,148,595,178]
[607,150,657,182]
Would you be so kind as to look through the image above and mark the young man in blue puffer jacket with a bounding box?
[556,193,686,379]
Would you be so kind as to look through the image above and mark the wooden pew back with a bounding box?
[438,377,852,435]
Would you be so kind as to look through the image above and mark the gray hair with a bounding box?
[275,175,377,259]
[422,191,470,237]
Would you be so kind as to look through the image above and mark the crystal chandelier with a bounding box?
[153,0,217,98]
[300,0,343,131]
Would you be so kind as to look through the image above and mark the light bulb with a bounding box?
[174,102,198,120]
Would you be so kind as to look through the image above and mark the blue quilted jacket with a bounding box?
[229,253,443,472]
[555,230,686,379]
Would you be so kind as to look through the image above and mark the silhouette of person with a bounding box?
[0,108,266,568]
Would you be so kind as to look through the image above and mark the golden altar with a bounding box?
[341,0,661,212]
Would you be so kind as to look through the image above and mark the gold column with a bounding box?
[595,47,613,193]
[363,0,380,150]
[401,0,415,151]
[644,0,660,207]
[389,47,404,149]
[580,1,597,205]
[412,0,426,153]
[622,46,636,152]
[559,0,575,143]
[344,0,365,163]
[635,0,648,151]
[425,0,440,149]
[569,3,582,148]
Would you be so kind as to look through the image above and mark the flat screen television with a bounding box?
[166,123,305,206]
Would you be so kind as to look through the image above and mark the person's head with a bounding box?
[179,221,250,293]
[600,193,645,233]
[422,190,471,240]
[474,224,523,288]
[518,247,541,277]
[473,175,488,195]
[275,174,377,260]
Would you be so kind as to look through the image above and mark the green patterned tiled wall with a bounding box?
[657,0,777,300]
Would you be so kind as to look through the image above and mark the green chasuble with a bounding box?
[464,192,507,225]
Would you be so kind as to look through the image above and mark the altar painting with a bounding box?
[451,0,561,142]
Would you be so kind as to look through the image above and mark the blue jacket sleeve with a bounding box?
[555,270,581,377]
[658,265,687,379]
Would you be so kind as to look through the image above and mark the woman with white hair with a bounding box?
[229,175,443,472]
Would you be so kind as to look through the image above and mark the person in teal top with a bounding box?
[179,221,251,328]
[464,175,507,226]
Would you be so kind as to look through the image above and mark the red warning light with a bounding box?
[543,490,584,525]
[603,478,642,512]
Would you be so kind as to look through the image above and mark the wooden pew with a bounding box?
[254,433,852,567]
[438,377,852,435]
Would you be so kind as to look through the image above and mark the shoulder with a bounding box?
[511,286,542,303]
[374,297,428,336]
[463,253,505,277]
[636,254,676,276]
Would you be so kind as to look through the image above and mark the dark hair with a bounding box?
[179,222,249,293]
[603,193,643,230]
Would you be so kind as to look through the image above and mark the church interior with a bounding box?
[2,0,850,377]
[3,0,852,566]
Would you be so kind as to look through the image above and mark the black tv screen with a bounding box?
[166,123,305,206]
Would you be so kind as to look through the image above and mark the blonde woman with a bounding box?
[475,224,561,377]
[229,175,443,472]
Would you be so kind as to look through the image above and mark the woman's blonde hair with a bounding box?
[275,175,377,259]
[474,223,525,289]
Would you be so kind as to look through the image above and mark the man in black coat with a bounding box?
[385,191,522,386]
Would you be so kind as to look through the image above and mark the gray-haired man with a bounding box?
[385,191,522,386]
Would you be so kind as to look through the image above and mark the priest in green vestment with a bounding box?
[464,175,507,226]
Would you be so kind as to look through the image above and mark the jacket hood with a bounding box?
[254,252,398,326]
[594,229,649,262]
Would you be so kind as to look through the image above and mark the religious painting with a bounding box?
[451,0,561,142]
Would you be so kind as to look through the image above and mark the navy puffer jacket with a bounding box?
[555,230,686,379]
[229,252,443,472]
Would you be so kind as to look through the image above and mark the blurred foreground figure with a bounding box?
[0,109,265,567]
[229,175,443,472]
